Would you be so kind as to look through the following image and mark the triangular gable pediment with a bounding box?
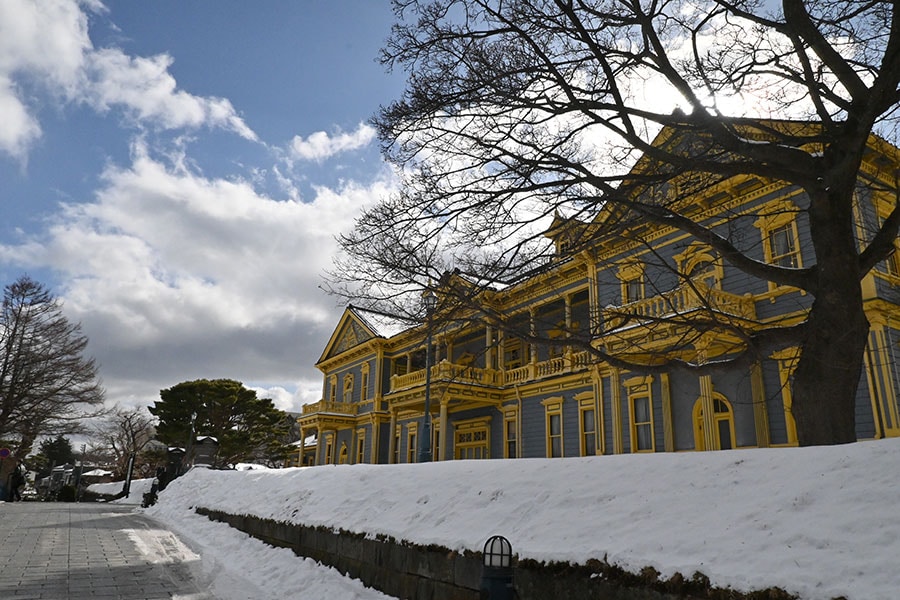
[317,308,380,365]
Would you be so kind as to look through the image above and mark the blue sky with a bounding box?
[0,0,407,412]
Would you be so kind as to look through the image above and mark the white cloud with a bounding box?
[86,49,258,140]
[290,123,376,161]
[0,0,257,160]
[0,147,394,412]
[0,76,41,160]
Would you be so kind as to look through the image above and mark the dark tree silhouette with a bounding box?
[0,276,105,455]
[150,379,293,467]
[331,1,900,446]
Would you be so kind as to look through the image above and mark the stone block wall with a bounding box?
[194,508,797,600]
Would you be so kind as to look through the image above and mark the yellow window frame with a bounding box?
[625,376,655,453]
[454,417,491,460]
[355,428,366,464]
[576,392,599,456]
[692,394,737,451]
[542,397,564,458]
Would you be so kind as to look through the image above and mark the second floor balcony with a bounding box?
[602,281,756,332]
[389,350,593,393]
[301,400,358,417]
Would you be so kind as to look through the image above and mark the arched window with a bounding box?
[674,242,724,290]
[693,395,736,451]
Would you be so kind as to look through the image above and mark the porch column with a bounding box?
[297,425,305,466]
[611,368,624,454]
[751,362,770,447]
[313,428,321,466]
[388,410,397,464]
[660,373,674,452]
[699,375,717,451]
[370,415,381,464]
[439,400,449,461]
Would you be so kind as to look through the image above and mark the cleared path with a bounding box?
[0,502,214,600]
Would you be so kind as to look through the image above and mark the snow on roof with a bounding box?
[81,469,113,477]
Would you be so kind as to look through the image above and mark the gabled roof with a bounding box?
[316,305,413,366]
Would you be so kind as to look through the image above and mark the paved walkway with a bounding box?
[0,502,215,599]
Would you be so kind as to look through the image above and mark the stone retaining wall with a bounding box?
[195,508,796,600]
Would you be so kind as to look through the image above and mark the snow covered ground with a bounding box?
[93,438,900,599]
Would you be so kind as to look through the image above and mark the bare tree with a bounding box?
[0,276,105,455]
[331,1,900,446]
[92,407,157,478]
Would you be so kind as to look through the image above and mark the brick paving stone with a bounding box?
[0,502,216,599]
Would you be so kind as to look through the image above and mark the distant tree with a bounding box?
[332,0,900,446]
[149,379,293,468]
[0,276,105,455]
[92,407,157,478]
[33,435,76,477]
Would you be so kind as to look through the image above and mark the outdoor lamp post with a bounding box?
[480,535,514,599]
[418,289,438,463]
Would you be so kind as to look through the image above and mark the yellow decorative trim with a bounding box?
[772,348,800,446]
[751,362,770,448]
[660,373,674,452]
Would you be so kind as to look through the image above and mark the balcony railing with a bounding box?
[390,350,593,392]
[602,282,755,330]
[301,400,357,416]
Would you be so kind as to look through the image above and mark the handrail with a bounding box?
[602,282,755,330]
[301,400,358,416]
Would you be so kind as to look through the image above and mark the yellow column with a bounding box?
[369,415,380,464]
[313,428,321,465]
[387,410,397,464]
[611,368,623,454]
[439,401,449,461]
[699,375,717,451]
[661,373,674,452]
[297,425,305,466]
[751,362,770,447]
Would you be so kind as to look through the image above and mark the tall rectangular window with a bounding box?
[768,224,799,267]
[356,429,366,464]
[324,435,334,464]
[549,414,562,457]
[360,369,369,403]
[393,427,401,464]
[625,278,644,303]
[580,408,596,456]
[542,398,564,458]
[505,416,517,458]
[632,396,654,451]
[407,433,417,463]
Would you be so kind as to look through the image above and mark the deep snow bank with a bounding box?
[148,438,900,600]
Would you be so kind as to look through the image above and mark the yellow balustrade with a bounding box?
[602,282,755,330]
[301,400,358,416]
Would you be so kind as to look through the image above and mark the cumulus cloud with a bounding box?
[0,148,394,411]
[86,49,257,140]
[0,76,41,160]
[0,0,257,160]
[290,123,376,161]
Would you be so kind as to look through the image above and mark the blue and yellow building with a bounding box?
[301,127,900,464]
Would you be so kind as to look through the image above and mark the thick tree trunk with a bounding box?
[790,182,867,446]
[791,293,867,446]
